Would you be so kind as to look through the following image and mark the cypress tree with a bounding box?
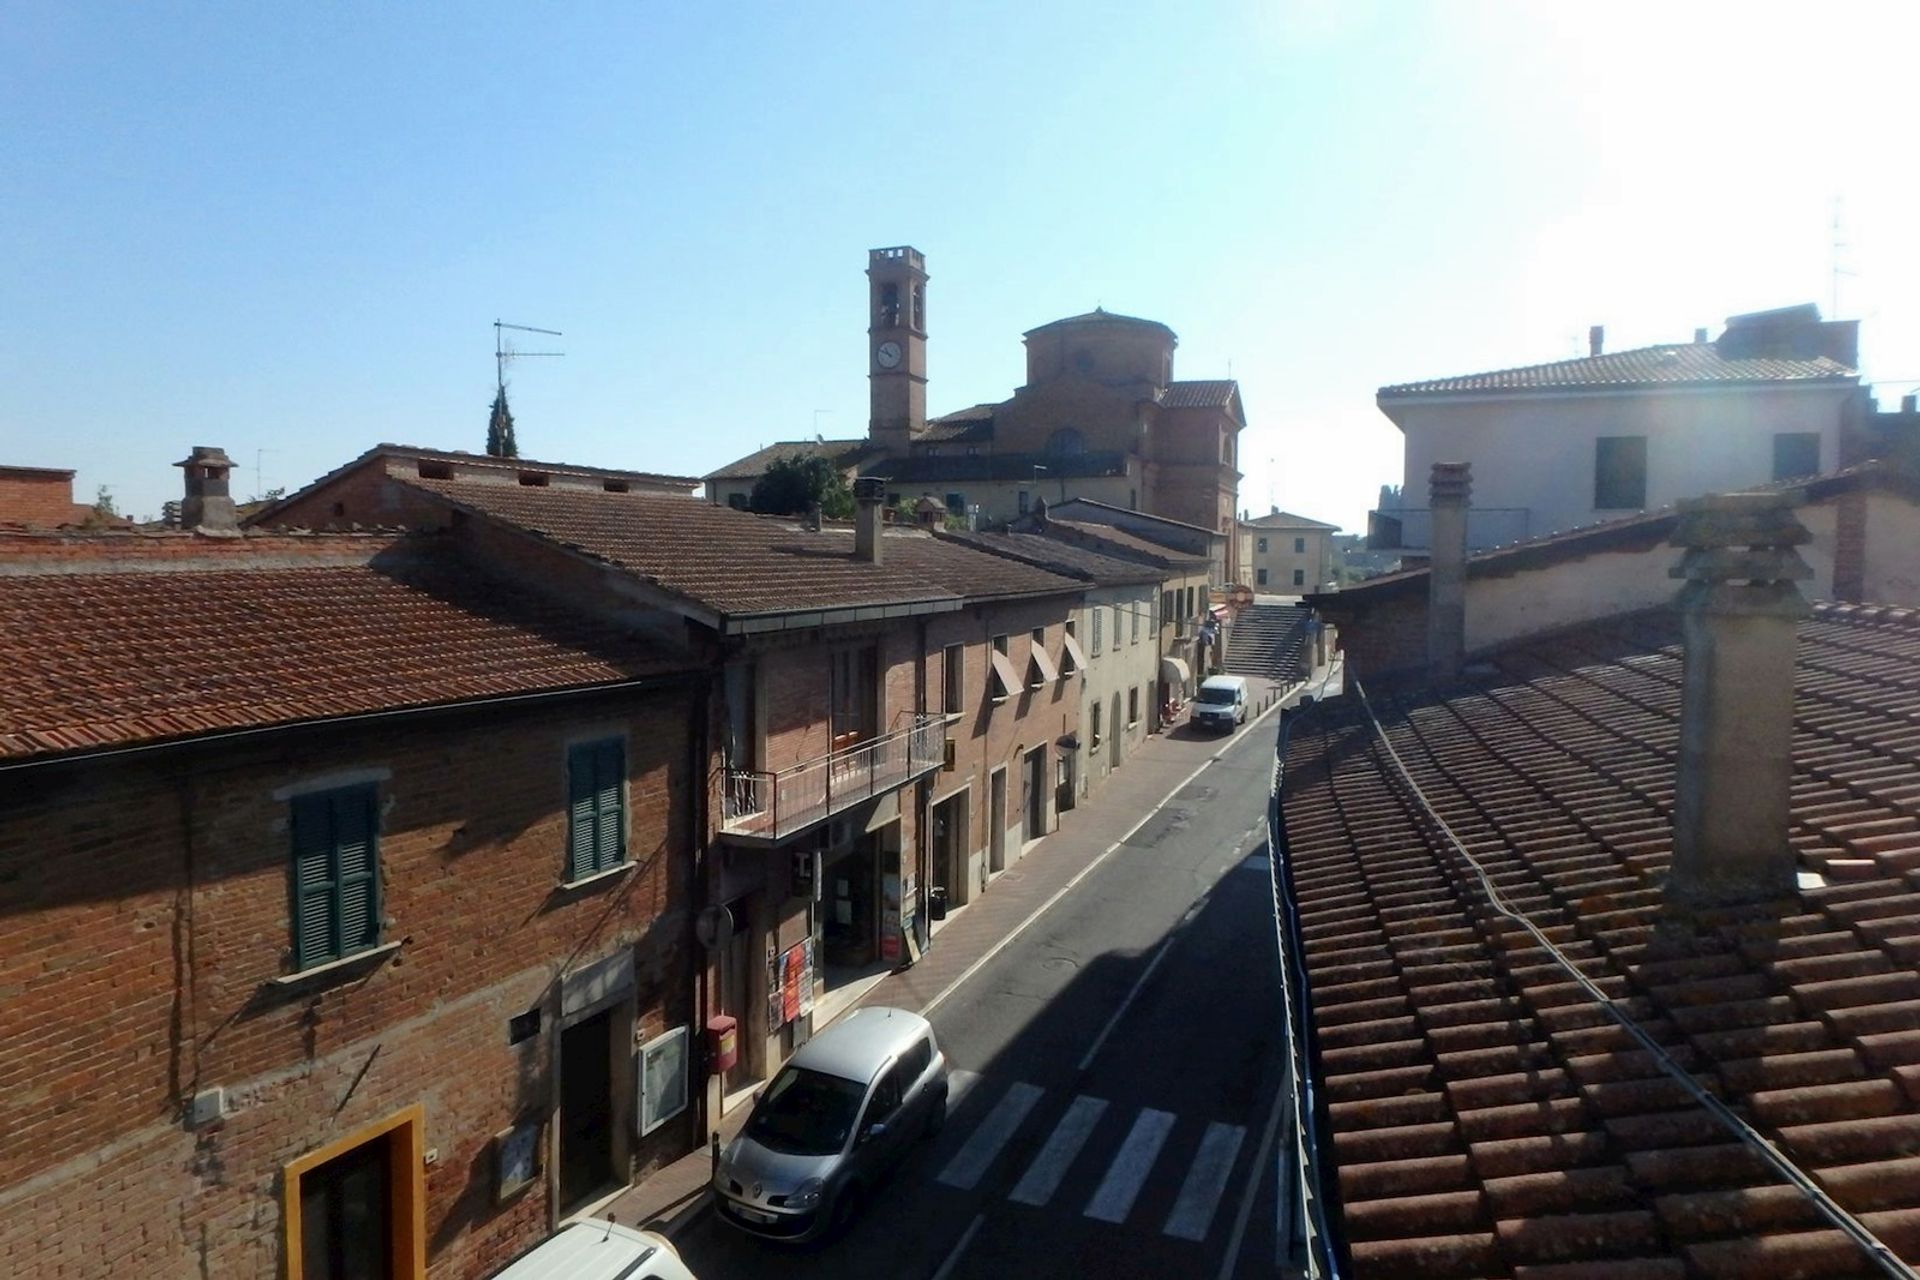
[486,387,518,458]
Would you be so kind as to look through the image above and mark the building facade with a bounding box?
[1243,509,1339,592]
[0,521,700,1280]
[704,247,1246,579]
[1370,305,1861,557]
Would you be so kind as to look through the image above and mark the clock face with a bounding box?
[876,341,902,370]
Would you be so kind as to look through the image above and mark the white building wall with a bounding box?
[1395,383,1854,540]
[1076,584,1160,799]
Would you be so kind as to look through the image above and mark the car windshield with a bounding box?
[1196,686,1237,705]
[746,1066,867,1155]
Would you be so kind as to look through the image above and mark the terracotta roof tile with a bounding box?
[0,533,687,761]
[1281,603,1920,1271]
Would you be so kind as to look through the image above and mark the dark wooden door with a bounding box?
[300,1137,391,1280]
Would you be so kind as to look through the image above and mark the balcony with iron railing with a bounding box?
[719,715,947,845]
[1366,506,1532,555]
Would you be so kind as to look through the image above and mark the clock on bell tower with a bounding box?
[867,246,928,454]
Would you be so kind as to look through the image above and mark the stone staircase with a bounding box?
[1222,604,1310,683]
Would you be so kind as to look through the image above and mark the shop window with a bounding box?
[566,738,627,882]
[1595,436,1647,509]
[289,784,381,972]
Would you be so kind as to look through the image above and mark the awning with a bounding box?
[1061,630,1088,675]
[1160,656,1191,684]
[989,648,1022,699]
[1030,643,1060,686]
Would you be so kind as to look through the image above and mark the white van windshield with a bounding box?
[1196,686,1237,705]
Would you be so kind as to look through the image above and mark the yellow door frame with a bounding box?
[282,1103,427,1280]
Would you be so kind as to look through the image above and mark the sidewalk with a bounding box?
[602,665,1328,1238]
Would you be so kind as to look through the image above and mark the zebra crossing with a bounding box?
[930,1070,1249,1244]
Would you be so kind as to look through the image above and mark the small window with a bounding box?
[1293,568,1305,587]
[1773,432,1821,482]
[727,493,748,511]
[603,480,630,493]
[879,282,901,327]
[1595,436,1648,509]
[566,738,626,882]
[993,634,1009,655]
[1128,687,1140,726]
[289,784,382,971]
[1018,490,1031,516]
[1061,619,1082,675]
[1129,488,1138,510]
[1256,537,1268,553]
[946,492,965,515]
[1091,608,1103,657]
[911,282,925,331]
[1257,568,1269,586]
[943,643,964,714]
[1090,701,1103,748]
[416,461,453,481]
[1046,428,1086,456]
[331,501,346,518]
[1130,604,1139,645]
[518,471,550,487]
[1294,537,1305,554]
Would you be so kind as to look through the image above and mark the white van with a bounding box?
[1192,675,1249,732]
[487,1220,698,1280]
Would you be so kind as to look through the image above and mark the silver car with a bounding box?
[713,1006,949,1243]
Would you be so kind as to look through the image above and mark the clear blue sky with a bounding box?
[5,1,1917,527]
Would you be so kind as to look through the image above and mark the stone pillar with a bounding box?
[1427,462,1471,681]
[1668,491,1812,908]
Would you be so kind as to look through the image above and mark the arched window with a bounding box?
[878,283,900,327]
[1046,427,1086,456]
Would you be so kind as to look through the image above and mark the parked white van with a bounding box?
[487,1220,697,1280]
[1191,675,1249,732]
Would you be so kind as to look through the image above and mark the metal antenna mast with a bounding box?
[494,320,565,395]
[1830,197,1855,318]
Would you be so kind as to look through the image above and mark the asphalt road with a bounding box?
[676,714,1285,1279]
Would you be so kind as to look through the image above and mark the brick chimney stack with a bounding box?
[1427,462,1471,680]
[1668,491,1812,907]
[1589,325,1605,357]
[853,476,886,564]
[175,445,238,534]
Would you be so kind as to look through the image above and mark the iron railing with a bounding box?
[721,715,947,842]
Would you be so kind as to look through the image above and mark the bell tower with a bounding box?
[867,246,928,454]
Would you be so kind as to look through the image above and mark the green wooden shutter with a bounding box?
[290,793,337,970]
[567,743,598,881]
[594,740,625,873]
[332,787,379,957]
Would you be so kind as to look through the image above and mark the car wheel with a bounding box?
[828,1183,864,1240]
[924,1095,947,1139]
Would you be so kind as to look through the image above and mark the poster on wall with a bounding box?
[780,941,805,1025]
[799,938,815,1018]
[767,941,782,1029]
[880,872,903,963]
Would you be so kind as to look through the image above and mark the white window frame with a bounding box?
[636,1025,690,1136]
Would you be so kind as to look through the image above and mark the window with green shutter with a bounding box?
[288,785,381,971]
[567,739,627,882]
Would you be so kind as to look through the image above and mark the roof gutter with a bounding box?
[1268,696,1349,1279]
[721,596,962,636]
[0,671,696,775]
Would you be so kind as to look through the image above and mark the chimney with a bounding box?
[1667,491,1812,907]
[174,445,238,534]
[1589,325,1605,357]
[1695,327,1710,344]
[1427,462,1471,680]
[1903,394,1917,415]
[853,476,886,564]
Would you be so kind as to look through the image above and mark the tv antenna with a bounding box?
[494,320,565,395]
[1830,197,1856,318]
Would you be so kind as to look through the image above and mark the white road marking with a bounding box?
[1084,1108,1176,1223]
[937,1081,1044,1190]
[920,693,1288,1019]
[929,1212,985,1280]
[1009,1095,1109,1207]
[1218,1078,1287,1280]
[1164,1120,1247,1242]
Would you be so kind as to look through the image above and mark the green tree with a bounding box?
[486,387,518,458]
[79,485,120,529]
[749,455,855,519]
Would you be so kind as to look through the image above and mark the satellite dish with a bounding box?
[695,904,735,951]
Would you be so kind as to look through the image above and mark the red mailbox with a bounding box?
[706,1014,738,1074]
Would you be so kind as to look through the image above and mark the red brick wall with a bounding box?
[0,684,697,1279]
[0,470,76,527]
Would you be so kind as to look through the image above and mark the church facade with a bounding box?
[704,246,1246,583]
